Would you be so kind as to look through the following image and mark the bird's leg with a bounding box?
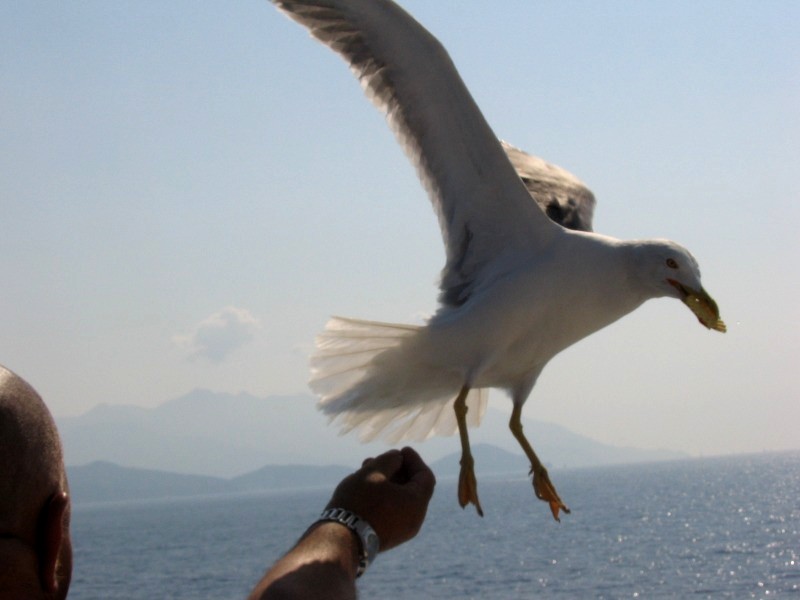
[454,384,483,517]
[509,403,570,521]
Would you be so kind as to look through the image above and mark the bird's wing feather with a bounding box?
[272,0,560,306]
[502,141,596,232]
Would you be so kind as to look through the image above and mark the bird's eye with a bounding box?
[666,258,679,269]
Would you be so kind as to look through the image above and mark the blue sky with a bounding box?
[2,1,798,458]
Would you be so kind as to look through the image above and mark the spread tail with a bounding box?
[310,316,487,443]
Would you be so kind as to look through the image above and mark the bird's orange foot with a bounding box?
[458,457,484,517]
[530,464,570,521]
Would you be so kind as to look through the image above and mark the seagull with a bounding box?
[271,0,725,520]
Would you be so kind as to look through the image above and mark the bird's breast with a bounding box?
[426,241,643,389]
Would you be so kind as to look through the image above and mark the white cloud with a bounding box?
[174,306,260,363]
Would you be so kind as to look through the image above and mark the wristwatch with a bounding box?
[317,508,380,578]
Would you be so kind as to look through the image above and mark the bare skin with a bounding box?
[249,447,435,600]
[0,365,72,600]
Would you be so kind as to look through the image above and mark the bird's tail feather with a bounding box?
[310,316,487,443]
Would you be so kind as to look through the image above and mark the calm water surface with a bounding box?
[70,452,800,599]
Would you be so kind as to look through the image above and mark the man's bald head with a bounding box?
[0,366,67,536]
[0,365,71,599]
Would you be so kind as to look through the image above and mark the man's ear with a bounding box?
[36,491,69,594]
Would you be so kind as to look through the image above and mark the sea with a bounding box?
[69,451,799,599]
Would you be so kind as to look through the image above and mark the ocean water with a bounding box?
[69,452,800,599]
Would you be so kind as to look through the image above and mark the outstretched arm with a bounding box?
[248,447,436,600]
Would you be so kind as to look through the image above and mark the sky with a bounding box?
[2,1,798,459]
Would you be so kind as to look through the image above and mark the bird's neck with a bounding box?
[621,239,670,301]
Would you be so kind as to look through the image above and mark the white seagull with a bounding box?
[271,0,725,520]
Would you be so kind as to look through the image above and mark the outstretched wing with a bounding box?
[271,0,560,307]
[502,141,596,232]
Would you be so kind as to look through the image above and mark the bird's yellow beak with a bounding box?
[668,279,726,332]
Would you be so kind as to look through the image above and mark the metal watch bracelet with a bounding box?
[317,508,380,578]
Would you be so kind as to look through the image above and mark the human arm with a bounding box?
[248,446,436,600]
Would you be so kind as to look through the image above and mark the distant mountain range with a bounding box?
[65,444,583,505]
[59,389,688,503]
[67,460,353,504]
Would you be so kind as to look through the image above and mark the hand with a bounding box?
[326,447,436,552]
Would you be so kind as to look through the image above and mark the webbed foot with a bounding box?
[458,454,484,517]
[530,464,570,522]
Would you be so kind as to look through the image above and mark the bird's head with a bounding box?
[634,240,726,332]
